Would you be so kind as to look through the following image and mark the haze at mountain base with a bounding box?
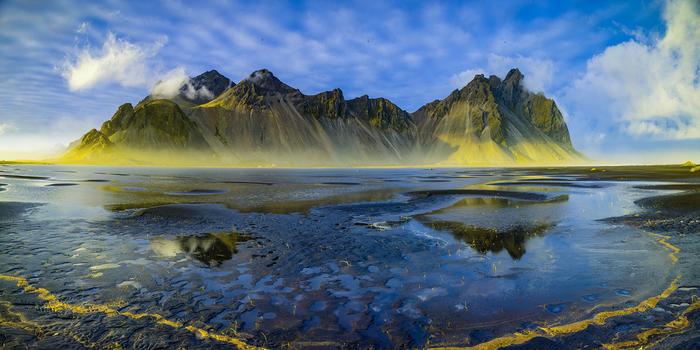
[60,68,583,167]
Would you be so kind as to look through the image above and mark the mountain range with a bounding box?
[61,68,583,166]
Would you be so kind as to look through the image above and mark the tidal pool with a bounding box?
[0,164,697,349]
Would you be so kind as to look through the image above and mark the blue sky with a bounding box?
[0,0,698,162]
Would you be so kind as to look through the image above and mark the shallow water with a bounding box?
[0,164,694,349]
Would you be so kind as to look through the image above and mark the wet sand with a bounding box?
[0,164,698,349]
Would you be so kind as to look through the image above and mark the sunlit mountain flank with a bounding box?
[62,68,581,166]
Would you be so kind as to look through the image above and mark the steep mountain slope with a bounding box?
[189,69,417,166]
[61,68,581,166]
[413,68,579,165]
[62,99,211,164]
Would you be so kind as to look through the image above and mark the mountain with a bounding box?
[412,68,579,165]
[61,68,582,166]
[63,99,212,163]
[142,70,234,109]
[188,69,418,165]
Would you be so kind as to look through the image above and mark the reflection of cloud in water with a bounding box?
[150,232,253,266]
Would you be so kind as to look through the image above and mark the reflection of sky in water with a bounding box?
[0,164,685,348]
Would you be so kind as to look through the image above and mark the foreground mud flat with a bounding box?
[0,164,699,349]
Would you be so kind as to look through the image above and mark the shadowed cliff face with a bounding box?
[413,68,578,165]
[62,68,581,166]
[63,99,211,163]
[190,69,418,166]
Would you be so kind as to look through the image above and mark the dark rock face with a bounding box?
[99,103,135,137]
[66,99,209,159]
[182,70,234,105]
[144,70,234,108]
[63,68,580,165]
[188,69,416,165]
[412,74,505,144]
[244,69,296,94]
[413,68,575,156]
[347,95,412,131]
[490,68,572,147]
[297,89,347,120]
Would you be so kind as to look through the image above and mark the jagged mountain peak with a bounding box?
[189,70,233,91]
[194,69,225,80]
[504,68,523,83]
[62,66,581,166]
[244,69,295,93]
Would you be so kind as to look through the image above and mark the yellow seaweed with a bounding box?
[603,298,700,349]
[428,232,683,349]
[0,275,265,350]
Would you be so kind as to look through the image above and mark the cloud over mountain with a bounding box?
[564,0,700,141]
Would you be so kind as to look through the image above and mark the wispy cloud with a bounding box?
[0,122,12,135]
[61,32,166,91]
[0,0,680,160]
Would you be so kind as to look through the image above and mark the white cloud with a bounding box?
[150,67,214,100]
[62,32,166,91]
[564,0,700,140]
[76,22,88,34]
[450,68,485,88]
[0,122,12,135]
[150,67,189,98]
[450,54,555,93]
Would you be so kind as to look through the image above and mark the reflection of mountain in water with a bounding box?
[425,221,551,259]
[150,232,253,266]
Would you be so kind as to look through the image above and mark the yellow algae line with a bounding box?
[0,300,42,334]
[650,233,680,264]
[604,298,700,350]
[0,275,266,350]
[428,232,683,350]
[428,276,681,350]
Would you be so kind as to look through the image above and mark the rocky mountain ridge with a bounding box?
[62,68,582,166]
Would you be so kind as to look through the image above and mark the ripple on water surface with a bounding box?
[0,165,690,349]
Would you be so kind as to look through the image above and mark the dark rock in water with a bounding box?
[606,188,700,234]
[407,189,549,201]
[492,181,605,188]
[635,191,700,213]
[220,180,274,186]
[0,174,50,180]
[165,189,228,196]
[132,203,235,218]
